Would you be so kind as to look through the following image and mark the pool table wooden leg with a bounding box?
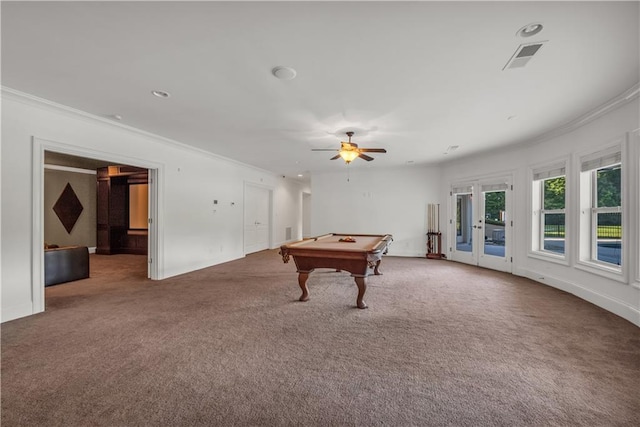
[354,277,368,309]
[373,259,383,275]
[298,272,310,302]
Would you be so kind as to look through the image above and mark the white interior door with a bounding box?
[478,183,510,272]
[450,185,477,266]
[450,179,512,272]
[244,183,271,254]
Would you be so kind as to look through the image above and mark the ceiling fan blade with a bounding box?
[358,148,387,153]
[358,153,375,161]
[330,154,341,160]
[311,149,339,152]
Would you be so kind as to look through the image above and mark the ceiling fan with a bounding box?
[312,132,387,164]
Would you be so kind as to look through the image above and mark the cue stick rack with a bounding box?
[426,203,446,259]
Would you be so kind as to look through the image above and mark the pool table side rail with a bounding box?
[279,234,393,271]
[283,234,392,252]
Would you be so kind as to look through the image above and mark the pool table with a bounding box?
[279,233,393,309]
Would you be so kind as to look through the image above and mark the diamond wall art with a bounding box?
[53,183,84,234]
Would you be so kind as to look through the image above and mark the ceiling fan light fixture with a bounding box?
[339,150,359,164]
[312,131,385,163]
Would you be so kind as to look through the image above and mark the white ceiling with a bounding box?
[2,1,639,179]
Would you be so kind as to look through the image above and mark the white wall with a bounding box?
[302,192,311,238]
[439,99,640,326]
[273,177,310,246]
[1,90,305,322]
[311,166,441,257]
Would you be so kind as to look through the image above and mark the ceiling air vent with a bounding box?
[503,41,547,70]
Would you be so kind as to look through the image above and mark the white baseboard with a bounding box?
[88,246,96,254]
[161,253,243,280]
[515,268,640,327]
[388,250,427,258]
[1,301,37,323]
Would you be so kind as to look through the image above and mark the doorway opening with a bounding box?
[450,177,512,273]
[33,137,161,316]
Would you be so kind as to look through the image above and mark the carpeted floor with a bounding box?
[2,251,639,426]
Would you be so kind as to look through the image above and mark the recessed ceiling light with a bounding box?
[507,115,517,120]
[518,23,543,38]
[297,174,303,177]
[109,114,122,121]
[152,90,171,98]
[272,66,297,80]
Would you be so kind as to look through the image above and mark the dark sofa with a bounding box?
[44,246,90,286]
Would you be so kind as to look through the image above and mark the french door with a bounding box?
[450,178,512,272]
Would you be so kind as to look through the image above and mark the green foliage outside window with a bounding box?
[543,177,565,210]
[484,192,505,223]
[597,166,621,208]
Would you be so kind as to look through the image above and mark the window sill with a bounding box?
[528,251,569,266]
[575,260,626,283]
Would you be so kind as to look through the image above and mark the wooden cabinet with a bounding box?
[96,166,148,255]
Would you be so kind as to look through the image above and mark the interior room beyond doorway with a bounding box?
[44,151,150,301]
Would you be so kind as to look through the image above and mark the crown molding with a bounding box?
[0,86,277,177]
[530,83,639,144]
[4,82,638,173]
[441,82,640,166]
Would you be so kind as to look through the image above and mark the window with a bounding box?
[580,147,622,269]
[592,165,622,265]
[531,163,566,258]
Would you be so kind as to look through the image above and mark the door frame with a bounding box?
[32,137,163,314]
[449,174,513,273]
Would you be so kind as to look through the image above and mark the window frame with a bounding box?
[539,177,566,256]
[576,139,627,282]
[632,129,640,288]
[589,168,622,265]
[528,159,569,264]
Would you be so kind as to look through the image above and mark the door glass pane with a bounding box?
[483,191,505,258]
[456,194,473,252]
